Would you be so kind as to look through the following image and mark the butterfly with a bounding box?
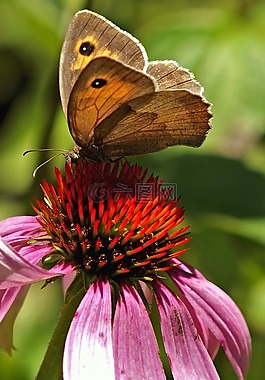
[59,10,212,162]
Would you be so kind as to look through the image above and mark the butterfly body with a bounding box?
[60,10,212,161]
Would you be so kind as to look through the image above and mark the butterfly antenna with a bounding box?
[23,148,69,156]
[123,157,141,183]
[32,153,65,177]
[24,149,70,177]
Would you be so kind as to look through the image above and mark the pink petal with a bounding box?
[201,328,220,360]
[0,287,25,322]
[63,278,115,380]
[62,272,76,294]
[0,216,42,240]
[113,283,166,380]
[171,261,220,359]
[20,245,53,264]
[0,215,54,264]
[170,264,251,380]
[153,280,220,380]
[0,238,64,288]
[0,286,29,354]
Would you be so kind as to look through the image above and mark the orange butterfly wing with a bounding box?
[67,57,155,148]
[60,10,148,116]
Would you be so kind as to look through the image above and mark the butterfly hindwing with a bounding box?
[95,90,211,157]
[147,61,203,95]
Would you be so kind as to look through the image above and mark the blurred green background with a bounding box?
[0,0,265,378]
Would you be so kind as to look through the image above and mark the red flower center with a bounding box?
[33,160,190,280]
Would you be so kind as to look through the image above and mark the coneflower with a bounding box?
[0,160,251,379]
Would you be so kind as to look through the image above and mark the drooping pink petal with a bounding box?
[0,287,26,322]
[0,215,54,264]
[20,244,53,264]
[61,272,76,294]
[200,327,220,360]
[0,286,29,354]
[0,238,65,288]
[63,278,115,380]
[170,264,251,380]
[153,280,220,380]
[0,216,41,239]
[113,283,166,380]
[170,261,221,358]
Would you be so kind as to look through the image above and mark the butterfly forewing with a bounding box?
[60,10,148,116]
[67,57,155,148]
